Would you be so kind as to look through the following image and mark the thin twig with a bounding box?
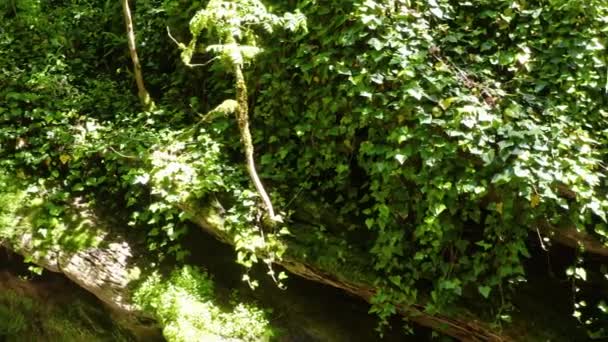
[234,63,281,222]
[186,57,221,68]
[283,173,312,210]
[536,226,548,251]
[166,26,182,47]
[107,146,138,159]
[605,63,608,95]
[167,26,219,68]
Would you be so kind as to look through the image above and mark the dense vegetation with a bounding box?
[1,0,607,340]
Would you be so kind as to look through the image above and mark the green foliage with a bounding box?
[0,170,103,259]
[252,0,608,334]
[170,0,305,276]
[125,126,231,259]
[0,172,26,240]
[182,0,305,67]
[2,0,607,339]
[133,265,275,341]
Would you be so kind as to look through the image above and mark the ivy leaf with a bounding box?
[530,194,540,208]
[359,91,373,99]
[478,285,491,298]
[433,203,447,216]
[368,38,384,51]
[429,7,444,19]
[575,267,587,281]
[406,87,424,100]
[134,173,150,185]
[439,97,458,110]
[59,154,71,164]
[586,200,607,222]
[427,0,444,19]
[395,154,406,165]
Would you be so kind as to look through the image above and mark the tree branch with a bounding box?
[122,0,154,110]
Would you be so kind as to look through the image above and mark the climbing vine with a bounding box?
[252,0,608,334]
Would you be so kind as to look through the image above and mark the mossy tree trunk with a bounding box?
[3,209,158,338]
[233,63,278,222]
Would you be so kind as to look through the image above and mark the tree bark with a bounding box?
[122,0,154,110]
[2,204,237,340]
[10,231,138,314]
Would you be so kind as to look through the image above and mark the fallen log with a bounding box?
[0,261,136,341]
[12,233,138,313]
[0,180,587,341]
[295,197,608,259]
[537,221,608,257]
[180,199,510,342]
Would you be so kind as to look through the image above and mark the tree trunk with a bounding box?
[233,63,277,222]
[121,0,154,110]
[2,203,241,340]
[11,233,138,313]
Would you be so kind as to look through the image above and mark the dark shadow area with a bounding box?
[513,237,605,341]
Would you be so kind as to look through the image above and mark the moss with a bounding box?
[0,291,31,336]
[0,171,110,265]
[133,265,276,342]
[0,289,132,341]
